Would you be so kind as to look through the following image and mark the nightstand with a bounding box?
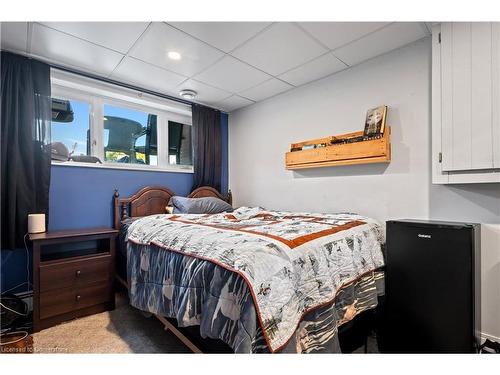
[30,228,118,332]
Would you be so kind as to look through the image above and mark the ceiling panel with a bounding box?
[177,79,232,105]
[332,22,428,66]
[216,95,254,112]
[41,22,150,54]
[110,57,187,95]
[299,22,390,50]
[1,22,28,53]
[168,22,271,53]
[239,78,292,101]
[194,55,271,93]
[31,23,124,76]
[279,52,347,86]
[231,23,328,76]
[130,22,224,77]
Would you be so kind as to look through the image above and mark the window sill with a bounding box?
[51,161,194,174]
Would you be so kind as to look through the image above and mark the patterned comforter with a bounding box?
[126,207,385,353]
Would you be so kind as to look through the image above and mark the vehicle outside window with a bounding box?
[168,121,192,166]
[103,104,158,166]
[51,98,91,162]
[50,75,193,172]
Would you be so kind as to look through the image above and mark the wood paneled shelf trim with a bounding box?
[285,127,391,170]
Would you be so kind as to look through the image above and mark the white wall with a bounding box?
[230,38,432,222]
[229,37,500,340]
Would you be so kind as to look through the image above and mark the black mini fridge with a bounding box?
[378,220,481,353]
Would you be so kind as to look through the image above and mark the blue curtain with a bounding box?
[1,52,52,249]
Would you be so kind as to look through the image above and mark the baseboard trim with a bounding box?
[481,332,500,343]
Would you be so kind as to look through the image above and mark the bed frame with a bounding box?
[112,185,232,353]
[113,185,232,230]
[112,185,375,354]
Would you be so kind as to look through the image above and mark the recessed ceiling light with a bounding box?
[167,51,181,60]
[179,89,197,100]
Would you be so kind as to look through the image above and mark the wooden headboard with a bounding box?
[113,186,175,230]
[114,186,232,229]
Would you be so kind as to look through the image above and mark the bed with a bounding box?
[114,186,385,353]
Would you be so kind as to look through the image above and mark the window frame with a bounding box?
[50,71,193,174]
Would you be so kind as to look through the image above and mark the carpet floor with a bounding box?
[33,293,190,353]
[32,293,378,354]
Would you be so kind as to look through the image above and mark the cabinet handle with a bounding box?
[75,295,81,302]
[75,270,81,277]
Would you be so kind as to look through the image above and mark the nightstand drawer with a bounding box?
[40,255,112,293]
[39,283,112,320]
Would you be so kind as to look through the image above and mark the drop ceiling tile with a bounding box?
[332,22,428,66]
[177,79,232,105]
[41,22,149,54]
[217,95,254,112]
[168,22,271,52]
[231,23,327,76]
[1,22,28,53]
[299,22,390,50]
[130,22,224,77]
[193,55,271,93]
[279,53,347,86]
[110,57,187,95]
[31,23,124,76]
[239,78,292,102]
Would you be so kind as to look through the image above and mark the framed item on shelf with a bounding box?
[364,105,387,137]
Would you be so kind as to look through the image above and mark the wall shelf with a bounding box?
[285,127,391,170]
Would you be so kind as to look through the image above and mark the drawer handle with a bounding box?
[75,270,81,277]
[75,295,81,302]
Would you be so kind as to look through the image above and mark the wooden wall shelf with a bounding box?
[285,127,391,170]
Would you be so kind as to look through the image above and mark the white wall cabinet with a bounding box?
[432,23,500,184]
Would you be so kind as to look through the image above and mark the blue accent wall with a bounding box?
[1,113,229,292]
[49,166,193,230]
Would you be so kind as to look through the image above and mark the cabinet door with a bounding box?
[440,22,496,172]
[471,23,494,169]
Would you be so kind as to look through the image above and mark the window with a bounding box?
[103,104,158,166]
[51,98,91,161]
[50,73,193,172]
[168,121,192,166]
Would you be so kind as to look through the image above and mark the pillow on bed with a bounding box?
[170,196,233,214]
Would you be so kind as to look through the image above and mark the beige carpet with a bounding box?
[33,293,191,353]
[32,293,376,354]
